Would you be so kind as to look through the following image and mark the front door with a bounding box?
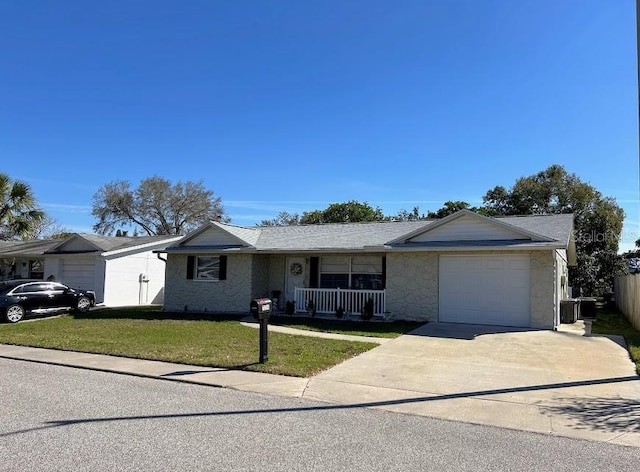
[285,257,306,307]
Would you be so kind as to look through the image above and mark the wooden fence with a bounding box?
[614,274,640,330]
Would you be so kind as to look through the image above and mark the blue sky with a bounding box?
[1,0,638,250]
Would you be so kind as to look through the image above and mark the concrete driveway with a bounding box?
[303,322,640,446]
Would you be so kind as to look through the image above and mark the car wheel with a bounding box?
[76,297,91,313]
[5,305,25,323]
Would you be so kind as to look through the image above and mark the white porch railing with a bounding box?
[293,287,386,316]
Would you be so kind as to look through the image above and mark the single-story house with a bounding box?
[161,210,576,329]
[0,239,59,280]
[0,234,181,306]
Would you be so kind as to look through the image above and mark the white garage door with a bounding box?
[60,258,96,292]
[439,255,530,327]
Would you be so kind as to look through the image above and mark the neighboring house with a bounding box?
[0,239,59,280]
[161,210,576,329]
[0,234,181,306]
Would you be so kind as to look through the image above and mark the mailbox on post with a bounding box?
[250,298,272,320]
[250,298,272,363]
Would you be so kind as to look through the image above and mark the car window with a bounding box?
[18,283,49,293]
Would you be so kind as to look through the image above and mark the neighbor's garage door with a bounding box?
[439,255,530,327]
[60,258,96,292]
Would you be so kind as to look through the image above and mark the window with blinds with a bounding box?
[319,256,384,290]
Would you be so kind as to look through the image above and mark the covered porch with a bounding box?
[293,287,386,316]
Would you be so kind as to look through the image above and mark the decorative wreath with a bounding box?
[290,262,303,276]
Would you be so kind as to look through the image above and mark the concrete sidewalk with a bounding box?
[239,317,391,344]
[2,320,639,448]
[0,344,309,397]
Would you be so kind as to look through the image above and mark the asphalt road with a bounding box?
[1,358,638,472]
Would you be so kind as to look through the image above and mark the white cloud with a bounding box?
[42,203,92,213]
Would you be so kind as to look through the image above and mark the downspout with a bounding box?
[156,252,168,310]
[553,250,559,330]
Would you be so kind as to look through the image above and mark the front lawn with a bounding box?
[0,307,376,377]
[592,308,640,374]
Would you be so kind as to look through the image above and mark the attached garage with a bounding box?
[60,257,97,292]
[439,254,531,327]
[40,233,181,306]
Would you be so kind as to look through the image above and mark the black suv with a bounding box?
[0,280,96,323]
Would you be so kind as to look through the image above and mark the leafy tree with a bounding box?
[0,173,45,240]
[299,201,385,224]
[481,165,625,294]
[92,176,228,236]
[258,211,301,227]
[426,201,473,219]
[388,206,427,221]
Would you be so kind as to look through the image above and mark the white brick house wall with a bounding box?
[163,254,253,313]
[386,253,439,321]
[385,250,557,327]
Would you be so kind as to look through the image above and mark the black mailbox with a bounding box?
[250,298,272,320]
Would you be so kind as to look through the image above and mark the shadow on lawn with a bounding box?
[72,308,423,336]
[72,307,246,322]
[268,316,424,336]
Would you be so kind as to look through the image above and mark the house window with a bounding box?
[196,256,220,280]
[29,260,44,280]
[186,255,227,281]
[319,256,384,290]
[320,256,350,289]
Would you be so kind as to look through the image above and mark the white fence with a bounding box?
[614,274,640,330]
[293,287,386,316]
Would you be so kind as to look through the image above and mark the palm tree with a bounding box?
[0,173,45,240]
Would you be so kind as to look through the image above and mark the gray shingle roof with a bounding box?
[0,239,60,257]
[221,225,261,247]
[498,214,574,245]
[170,211,574,253]
[253,213,574,251]
[66,234,179,253]
[47,233,176,254]
[255,221,432,250]
[0,234,181,257]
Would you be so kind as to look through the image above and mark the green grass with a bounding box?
[0,307,376,377]
[592,307,640,374]
[270,316,424,338]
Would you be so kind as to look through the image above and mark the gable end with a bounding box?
[408,214,531,242]
[180,224,253,248]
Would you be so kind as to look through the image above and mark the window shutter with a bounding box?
[381,256,386,289]
[309,257,319,288]
[186,256,194,280]
[219,256,227,280]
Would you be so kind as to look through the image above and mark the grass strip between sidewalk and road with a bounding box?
[0,307,377,377]
[592,308,640,374]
